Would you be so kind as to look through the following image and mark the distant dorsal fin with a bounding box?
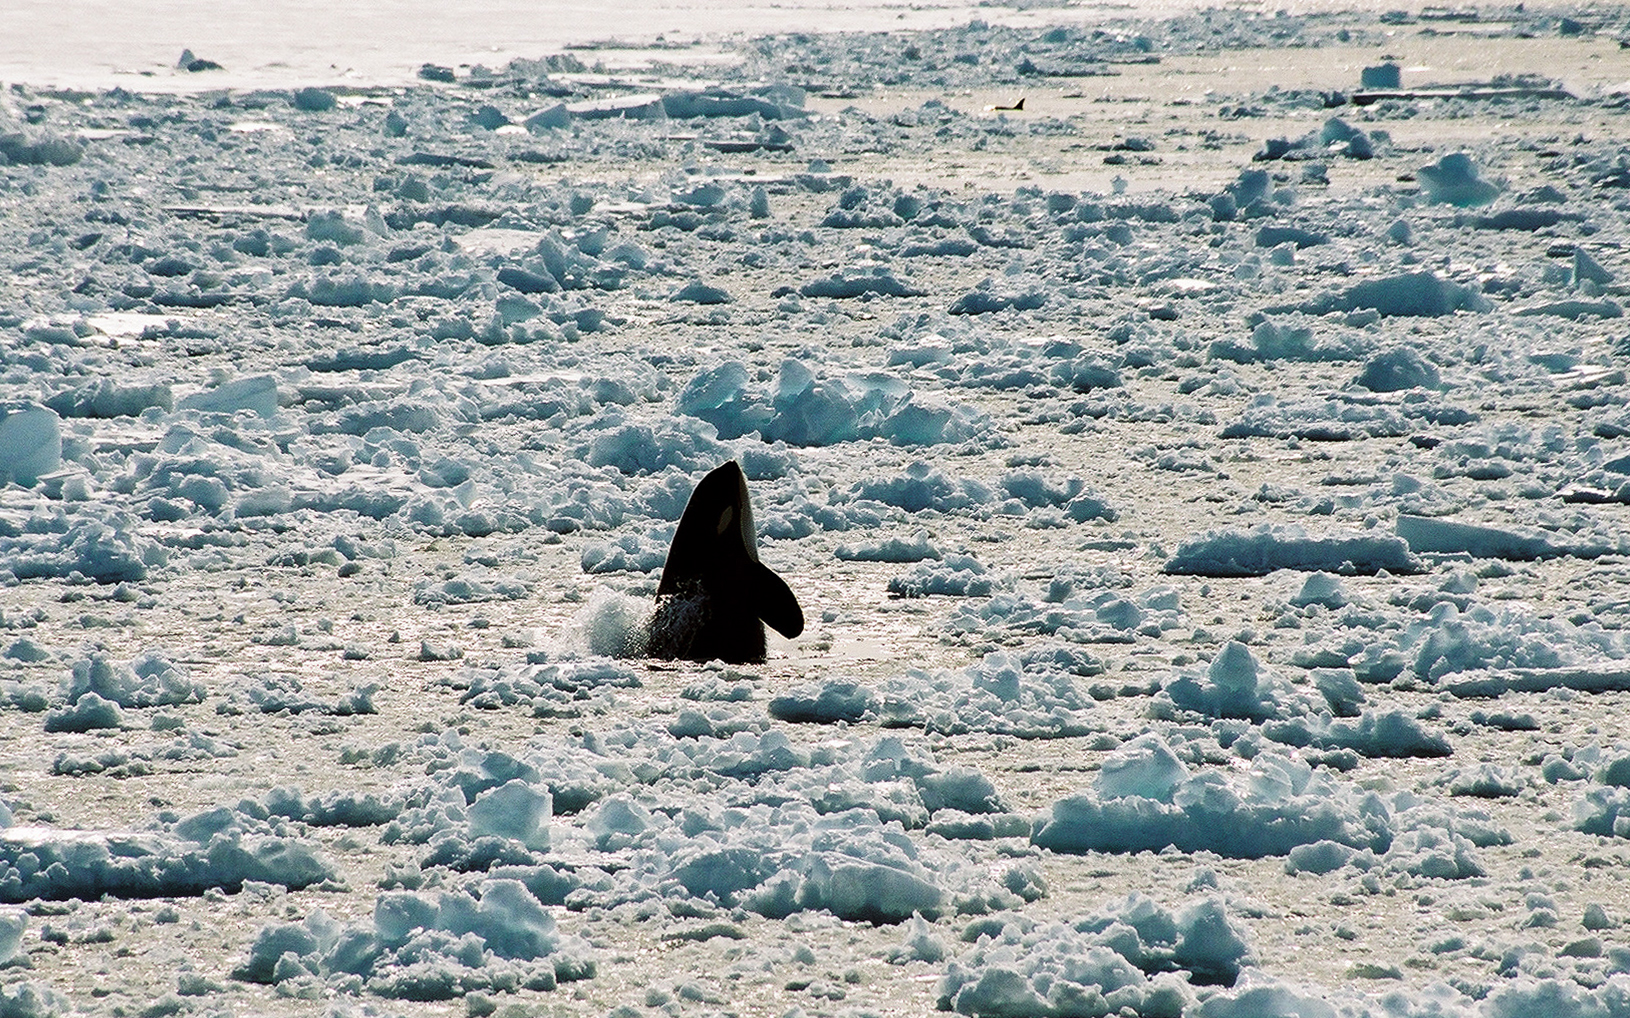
[751,561,804,639]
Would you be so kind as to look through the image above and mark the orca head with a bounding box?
[655,460,804,658]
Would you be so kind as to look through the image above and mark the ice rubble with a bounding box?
[938,895,1248,1017]
[773,649,1107,737]
[1152,640,1451,758]
[1031,733,1497,877]
[0,514,159,584]
[232,879,595,999]
[834,528,942,562]
[62,652,204,708]
[0,807,333,901]
[231,725,1042,951]
[675,358,991,447]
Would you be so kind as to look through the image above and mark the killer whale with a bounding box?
[646,460,803,664]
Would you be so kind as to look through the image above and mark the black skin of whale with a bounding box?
[648,460,804,664]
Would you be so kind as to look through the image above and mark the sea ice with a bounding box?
[938,894,1254,1017]
[0,812,333,901]
[5,8,1630,1015]
[236,879,594,998]
[1164,525,1419,577]
[1417,152,1502,207]
[0,403,62,485]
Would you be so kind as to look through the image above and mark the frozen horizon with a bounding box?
[10,0,1417,91]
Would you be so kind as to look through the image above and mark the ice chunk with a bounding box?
[835,530,941,562]
[1175,898,1252,984]
[234,673,378,716]
[583,795,654,851]
[798,853,944,923]
[1188,972,1337,1018]
[1311,669,1364,716]
[1395,514,1591,561]
[43,691,123,733]
[1098,733,1188,802]
[887,555,995,597]
[467,780,551,850]
[523,103,570,131]
[1513,298,1622,320]
[851,462,993,513]
[1447,764,1522,798]
[1162,641,1277,720]
[662,89,802,120]
[800,267,925,299]
[1417,152,1501,207]
[565,92,664,121]
[579,533,668,574]
[1290,572,1347,608]
[670,280,732,304]
[1360,63,1401,88]
[1356,347,1440,391]
[0,909,25,965]
[64,653,206,708]
[0,818,333,900]
[940,896,1252,1016]
[1218,396,1413,441]
[1320,117,1374,159]
[948,284,1046,315]
[0,403,62,485]
[875,648,1101,738]
[0,131,82,166]
[238,879,591,996]
[1229,167,1271,208]
[292,87,337,112]
[766,360,862,445]
[1284,840,1356,876]
[1209,642,1259,696]
[444,878,561,958]
[577,413,726,474]
[768,681,877,723]
[890,913,947,963]
[44,380,172,418]
[1575,248,1615,285]
[1325,271,1486,317]
[675,362,985,447]
[1164,524,1419,577]
[1033,749,1384,858]
[176,375,279,417]
[2,519,158,584]
[676,361,750,417]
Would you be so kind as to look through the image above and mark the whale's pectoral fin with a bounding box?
[752,561,804,639]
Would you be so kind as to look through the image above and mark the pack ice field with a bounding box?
[5,5,1630,1017]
